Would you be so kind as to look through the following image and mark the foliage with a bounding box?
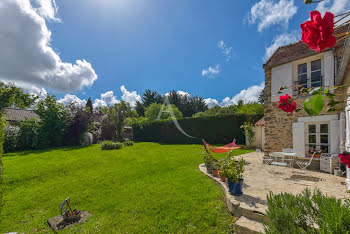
[135,89,207,117]
[219,157,245,182]
[202,152,215,165]
[125,116,148,126]
[135,89,163,116]
[103,101,136,141]
[1,143,252,232]
[241,122,255,146]
[86,97,93,113]
[166,90,208,117]
[89,121,101,143]
[265,188,350,234]
[35,94,68,148]
[123,140,134,146]
[18,118,40,150]
[65,104,93,145]
[258,87,265,104]
[100,141,123,150]
[133,114,262,144]
[0,82,36,112]
[3,125,20,153]
[0,114,4,212]
[194,102,263,117]
[144,103,183,121]
[236,102,264,115]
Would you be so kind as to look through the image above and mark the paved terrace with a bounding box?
[199,152,350,233]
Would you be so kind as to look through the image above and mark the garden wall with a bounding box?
[132,114,263,144]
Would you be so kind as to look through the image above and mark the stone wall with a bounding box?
[264,63,347,156]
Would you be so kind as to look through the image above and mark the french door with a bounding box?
[306,122,330,155]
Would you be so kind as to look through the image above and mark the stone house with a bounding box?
[263,24,350,158]
[3,108,40,125]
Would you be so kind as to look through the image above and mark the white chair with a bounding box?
[256,149,273,172]
[270,152,288,167]
[282,148,295,168]
[295,152,316,177]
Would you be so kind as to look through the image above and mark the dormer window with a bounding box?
[298,63,307,88]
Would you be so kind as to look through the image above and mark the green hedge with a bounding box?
[132,114,262,144]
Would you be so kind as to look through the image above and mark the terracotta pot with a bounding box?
[219,173,226,182]
[314,154,321,158]
[212,169,219,177]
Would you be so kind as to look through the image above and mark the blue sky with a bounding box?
[0,0,348,108]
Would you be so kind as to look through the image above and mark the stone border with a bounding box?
[199,163,269,224]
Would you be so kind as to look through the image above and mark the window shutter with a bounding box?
[293,122,305,157]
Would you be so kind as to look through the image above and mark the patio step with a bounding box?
[235,216,265,234]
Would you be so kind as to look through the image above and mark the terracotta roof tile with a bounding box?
[255,117,265,126]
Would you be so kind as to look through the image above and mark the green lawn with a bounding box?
[0,143,252,233]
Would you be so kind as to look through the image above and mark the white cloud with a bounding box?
[201,64,220,78]
[0,0,97,93]
[35,0,60,21]
[218,40,232,61]
[165,90,190,97]
[58,94,87,106]
[93,91,119,108]
[120,85,141,107]
[220,83,264,106]
[264,33,298,61]
[316,0,350,19]
[248,0,297,32]
[204,98,219,108]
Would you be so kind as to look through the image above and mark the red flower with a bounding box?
[300,11,336,53]
[277,94,297,113]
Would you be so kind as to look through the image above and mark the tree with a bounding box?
[65,104,93,145]
[258,87,265,104]
[136,89,163,116]
[101,101,135,141]
[0,82,36,203]
[236,102,264,115]
[145,103,183,120]
[35,94,68,148]
[86,97,93,113]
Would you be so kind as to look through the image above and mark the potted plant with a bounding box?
[202,152,215,174]
[308,148,323,158]
[212,161,221,177]
[220,157,245,196]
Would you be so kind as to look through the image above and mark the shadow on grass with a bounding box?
[3,145,91,157]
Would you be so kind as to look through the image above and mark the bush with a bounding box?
[123,140,134,146]
[101,141,123,150]
[265,188,350,233]
[3,125,20,153]
[18,118,39,150]
[132,114,262,144]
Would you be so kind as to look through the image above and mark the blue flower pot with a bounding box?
[228,178,243,196]
[205,164,213,174]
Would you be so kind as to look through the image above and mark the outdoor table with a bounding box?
[270,152,296,167]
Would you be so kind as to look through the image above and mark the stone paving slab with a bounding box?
[239,152,350,201]
[47,211,92,231]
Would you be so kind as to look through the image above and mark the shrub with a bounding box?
[18,118,39,150]
[265,188,350,233]
[3,124,20,153]
[123,140,134,146]
[101,141,123,150]
[132,114,262,144]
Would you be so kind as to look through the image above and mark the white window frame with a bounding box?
[305,121,330,155]
[296,59,323,89]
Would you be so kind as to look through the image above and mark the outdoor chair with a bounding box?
[282,148,295,168]
[270,152,288,167]
[295,152,316,177]
[256,149,273,173]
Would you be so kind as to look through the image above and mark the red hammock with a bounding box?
[202,139,240,153]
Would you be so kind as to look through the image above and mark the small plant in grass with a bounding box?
[265,188,350,233]
[101,141,123,150]
[123,140,134,146]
